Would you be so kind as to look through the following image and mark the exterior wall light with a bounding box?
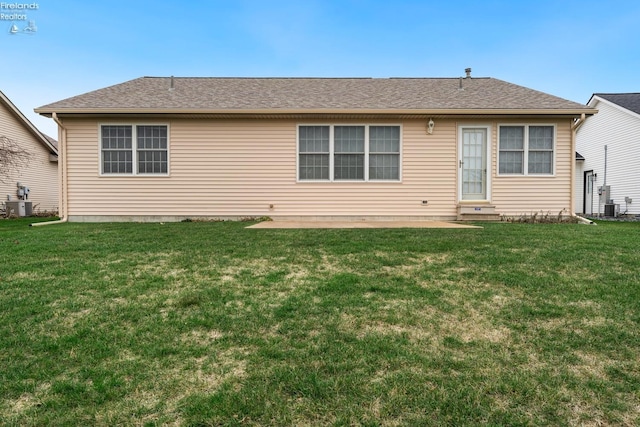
[427,118,435,134]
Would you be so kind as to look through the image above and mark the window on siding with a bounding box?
[527,126,553,174]
[369,126,400,180]
[298,125,400,181]
[498,126,524,174]
[101,125,168,175]
[298,126,330,180]
[137,125,168,174]
[498,125,554,175]
[101,125,133,174]
[334,126,365,180]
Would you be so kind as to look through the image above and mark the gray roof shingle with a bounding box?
[595,93,640,115]
[36,76,592,114]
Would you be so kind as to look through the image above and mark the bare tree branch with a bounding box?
[0,135,32,184]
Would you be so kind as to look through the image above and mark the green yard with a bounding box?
[1,219,639,426]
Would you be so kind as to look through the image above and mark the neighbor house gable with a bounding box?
[587,93,640,121]
[1,90,59,213]
[1,90,57,156]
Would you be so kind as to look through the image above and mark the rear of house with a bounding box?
[1,90,58,214]
[36,75,595,222]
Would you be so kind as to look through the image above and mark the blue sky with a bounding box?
[2,0,639,137]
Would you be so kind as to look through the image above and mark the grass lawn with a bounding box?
[1,219,639,426]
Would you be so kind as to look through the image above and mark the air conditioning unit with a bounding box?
[604,203,619,217]
[5,201,32,217]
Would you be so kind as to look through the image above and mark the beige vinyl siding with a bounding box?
[491,119,573,216]
[405,119,457,208]
[0,103,58,213]
[64,118,454,219]
[63,117,573,220]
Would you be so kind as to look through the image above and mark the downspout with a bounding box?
[570,114,590,223]
[31,112,68,226]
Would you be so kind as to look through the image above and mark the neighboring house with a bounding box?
[35,73,595,222]
[575,93,640,217]
[1,90,58,213]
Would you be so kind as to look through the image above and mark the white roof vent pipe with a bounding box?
[465,68,472,78]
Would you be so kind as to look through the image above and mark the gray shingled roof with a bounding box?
[43,134,58,149]
[36,76,592,114]
[595,93,640,115]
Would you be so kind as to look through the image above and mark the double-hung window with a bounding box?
[334,126,365,180]
[298,125,400,181]
[298,126,330,180]
[527,126,554,174]
[101,125,168,175]
[498,125,554,175]
[369,126,400,180]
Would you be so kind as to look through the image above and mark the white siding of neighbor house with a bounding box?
[576,99,640,215]
[0,102,58,213]
[61,117,574,221]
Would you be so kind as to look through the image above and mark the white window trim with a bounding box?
[98,123,170,177]
[497,124,556,176]
[296,124,402,183]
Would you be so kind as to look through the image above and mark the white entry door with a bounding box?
[460,128,488,201]
[585,170,595,215]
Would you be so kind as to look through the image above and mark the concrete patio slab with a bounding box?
[247,221,482,229]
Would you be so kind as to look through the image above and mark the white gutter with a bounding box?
[34,107,598,116]
[31,112,68,227]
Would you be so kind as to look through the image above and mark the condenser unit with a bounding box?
[5,201,32,217]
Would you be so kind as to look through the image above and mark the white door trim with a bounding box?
[458,125,492,202]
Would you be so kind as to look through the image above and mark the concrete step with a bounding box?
[457,213,501,221]
[457,204,501,221]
